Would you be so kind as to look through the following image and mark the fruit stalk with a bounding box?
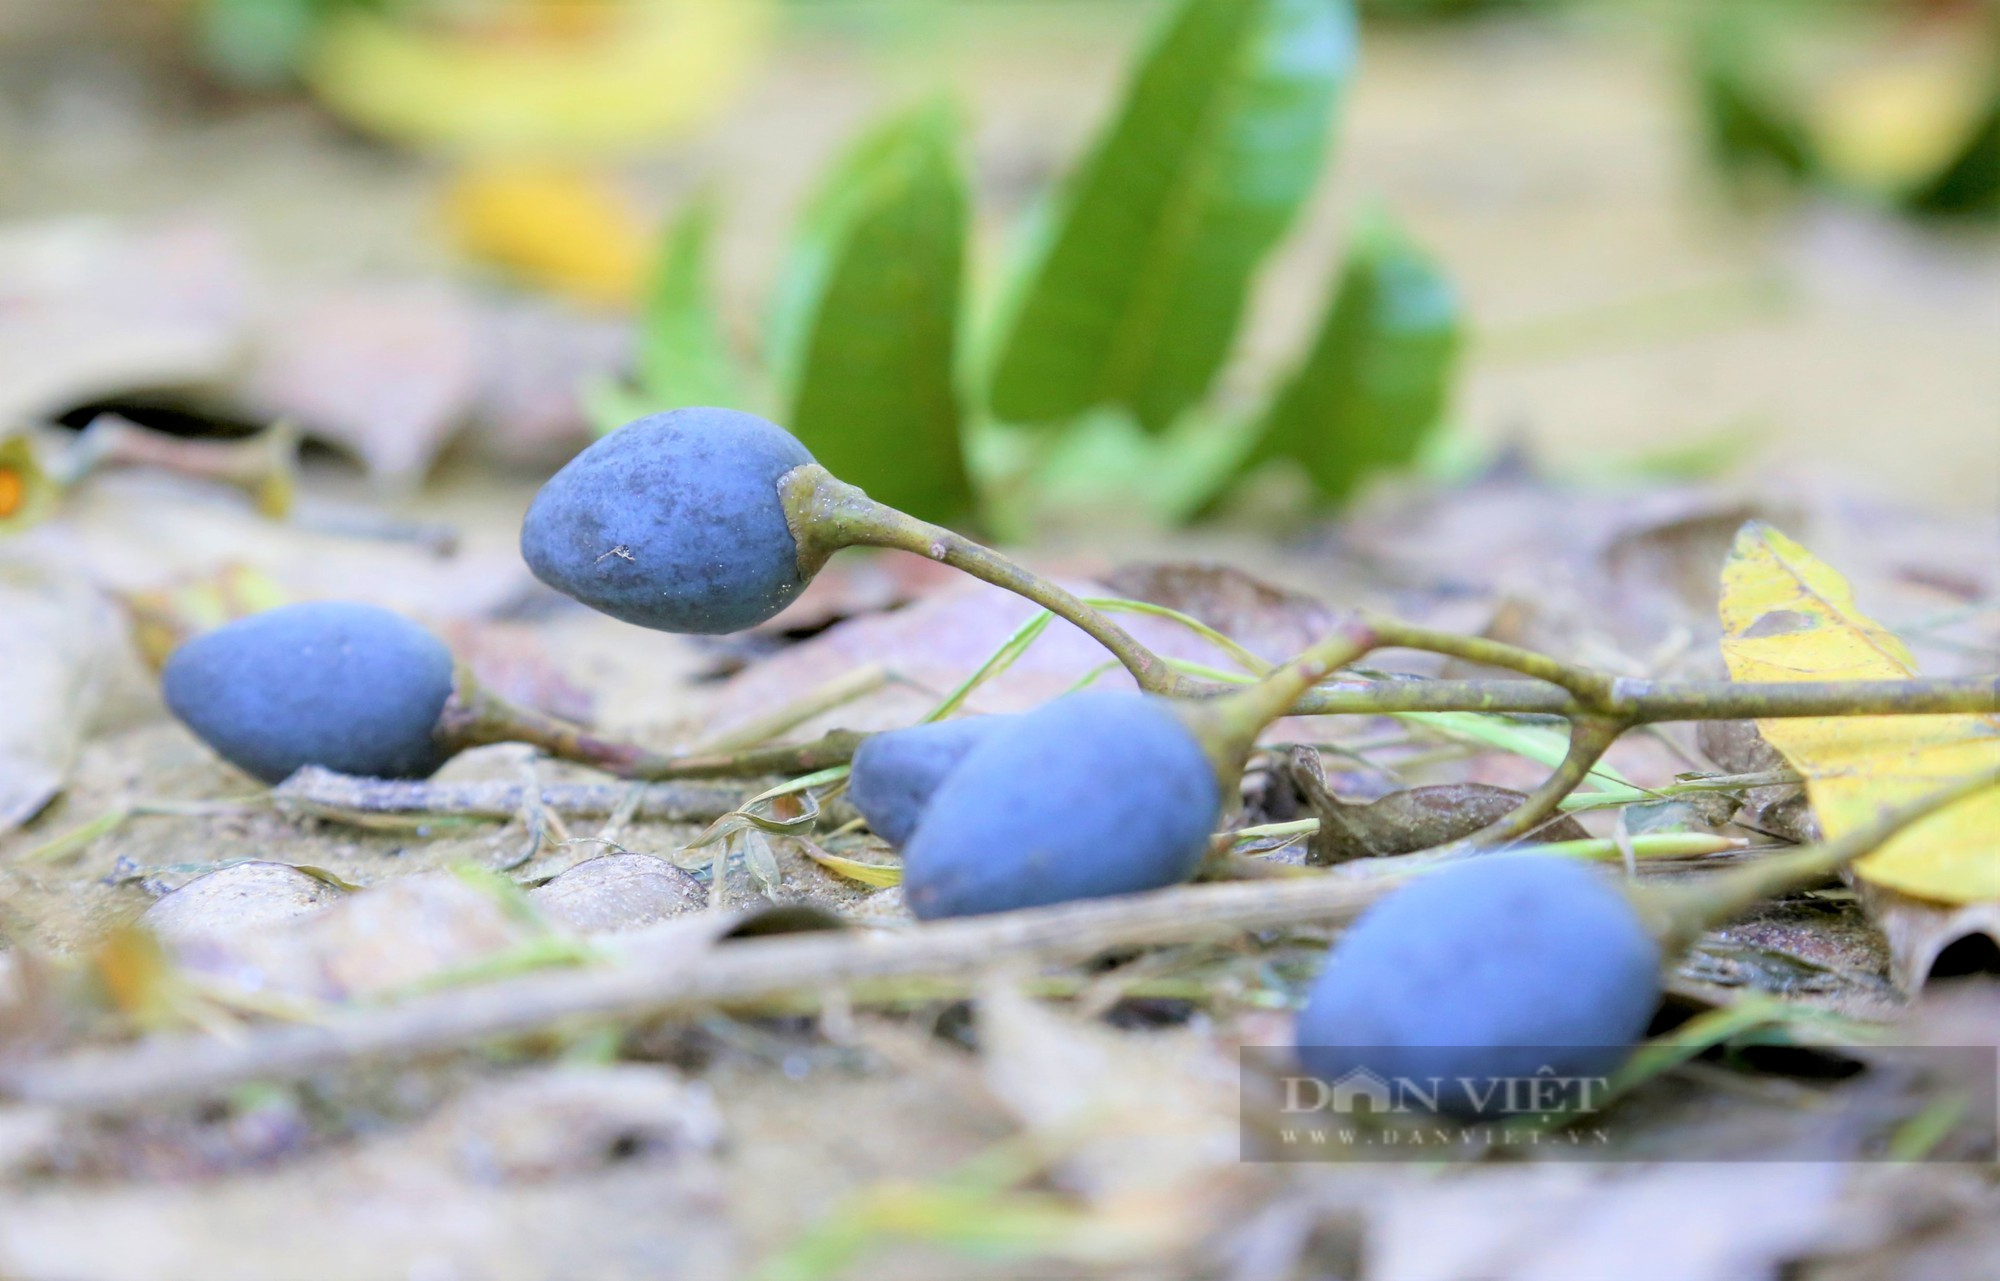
[1637,767,2000,953]
[1172,620,1379,783]
[435,667,865,781]
[1449,715,1624,849]
[779,464,1186,695]
[67,415,301,518]
[1316,617,1996,723]
[779,467,1997,725]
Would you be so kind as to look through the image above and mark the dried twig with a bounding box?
[0,874,1397,1109]
[271,767,747,824]
[7,777,1985,1111]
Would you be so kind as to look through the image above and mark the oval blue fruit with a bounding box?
[520,408,818,634]
[162,601,457,784]
[1293,856,1662,1117]
[900,692,1221,920]
[847,717,1008,847]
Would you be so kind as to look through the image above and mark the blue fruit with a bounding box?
[162,602,456,784]
[901,692,1221,920]
[847,717,1007,847]
[1294,856,1661,1117]
[520,408,818,634]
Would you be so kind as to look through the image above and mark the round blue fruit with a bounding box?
[900,692,1221,920]
[520,408,818,634]
[847,717,1007,847]
[1294,856,1662,1117]
[162,601,457,784]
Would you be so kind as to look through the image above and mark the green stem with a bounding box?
[1365,616,1617,708]
[922,611,1054,722]
[434,668,863,781]
[1558,768,1801,812]
[1082,597,1272,676]
[1638,768,2000,953]
[1451,716,1626,849]
[776,470,1999,725]
[780,465,1186,695]
[1174,620,1379,783]
[1278,676,1997,720]
[70,414,300,518]
[763,461,1995,861]
[1597,677,1996,722]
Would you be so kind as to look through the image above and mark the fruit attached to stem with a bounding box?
[163,601,458,784]
[163,601,860,784]
[1294,770,2000,1117]
[521,408,819,634]
[1294,855,1661,1114]
[901,625,1375,919]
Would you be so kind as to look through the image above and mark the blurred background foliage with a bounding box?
[4,0,1995,535]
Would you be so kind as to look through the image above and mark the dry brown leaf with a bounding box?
[1859,885,2000,991]
[755,550,963,640]
[0,561,133,832]
[1600,499,1802,653]
[22,482,529,622]
[436,618,599,724]
[463,296,628,467]
[240,283,478,485]
[704,576,1259,740]
[1099,561,1337,663]
[0,218,246,427]
[976,979,1260,1256]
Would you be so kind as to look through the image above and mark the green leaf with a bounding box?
[1240,207,1461,504]
[635,192,744,413]
[1690,11,1816,185]
[197,0,326,88]
[770,102,975,524]
[1907,82,2000,218]
[985,0,1357,434]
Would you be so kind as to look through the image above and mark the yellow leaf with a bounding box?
[116,564,291,671]
[1812,56,1991,195]
[0,433,58,533]
[92,925,182,1029]
[444,163,649,308]
[1719,521,2000,903]
[796,839,903,889]
[304,0,771,156]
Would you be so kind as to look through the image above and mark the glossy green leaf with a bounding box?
[635,192,744,413]
[986,0,1356,434]
[1242,207,1461,503]
[770,102,975,524]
